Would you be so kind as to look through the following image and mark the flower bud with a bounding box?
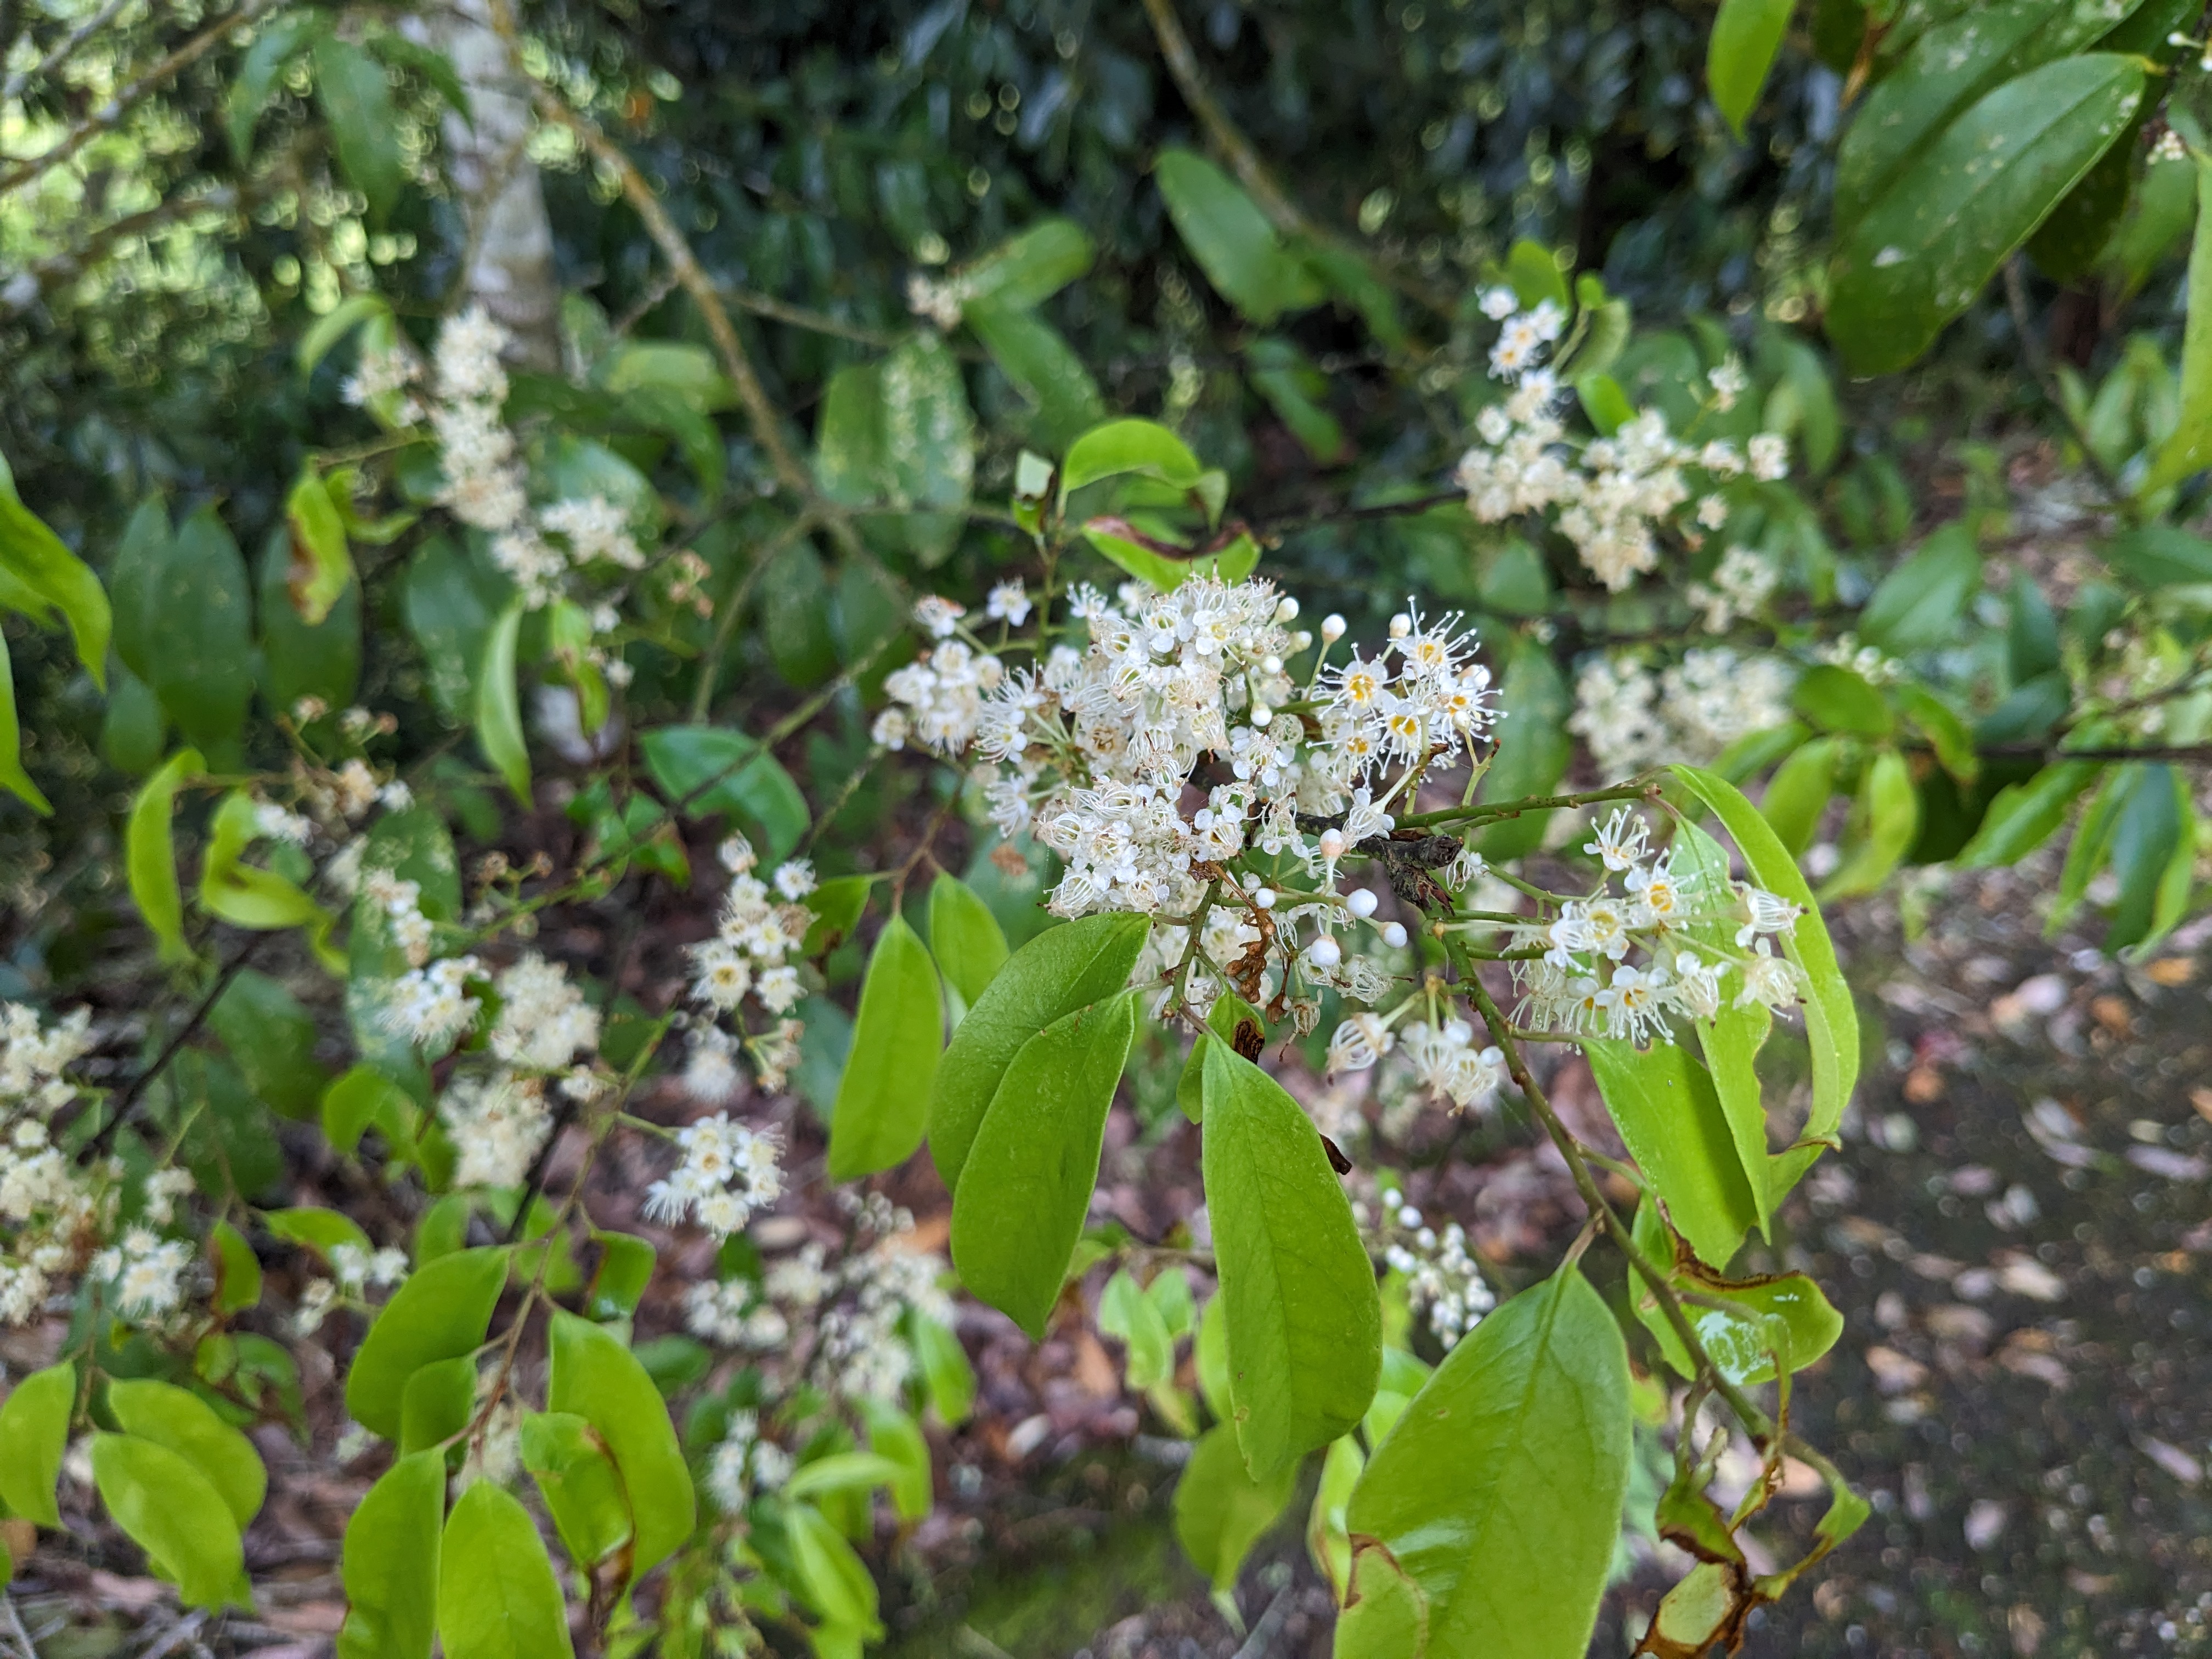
[1382,922,1408,949]
[1307,935,1342,969]
[1274,596,1300,622]
[1389,612,1412,638]
[1253,888,1277,910]
[1345,888,1379,919]
[1321,613,1347,643]
[1249,702,1272,726]
[1318,828,1346,861]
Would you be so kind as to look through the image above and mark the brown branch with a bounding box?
[0,0,290,196]
[727,285,899,349]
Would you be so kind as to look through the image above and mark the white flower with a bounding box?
[986,581,1033,626]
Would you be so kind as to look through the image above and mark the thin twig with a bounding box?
[88,932,268,1156]
[727,285,899,349]
[1254,489,1464,540]
[0,0,289,196]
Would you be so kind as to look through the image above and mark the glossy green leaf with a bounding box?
[827,916,943,1178]
[226,8,328,161]
[1858,524,1982,656]
[91,1433,244,1609]
[337,1449,444,1659]
[1585,1036,1757,1268]
[802,874,873,956]
[257,516,362,718]
[950,994,1137,1338]
[1476,635,1571,860]
[1195,1291,1233,1425]
[520,1411,633,1568]
[1177,992,1262,1124]
[928,873,1010,1011]
[813,332,974,561]
[124,747,199,963]
[1960,759,2100,866]
[198,792,338,964]
[265,1204,374,1261]
[640,725,811,860]
[1333,1537,1431,1659]
[1058,417,1203,504]
[323,1064,416,1156]
[1630,1204,1846,1385]
[106,1379,266,1528]
[313,37,402,221]
[927,911,1151,1193]
[144,506,254,761]
[1700,997,1776,1240]
[546,1308,695,1577]
[0,448,110,685]
[1829,55,2144,374]
[402,536,506,720]
[586,1231,657,1321]
[210,968,326,1119]
[966,301,1107,448]
[1759,736,1837,855]
[1174,1421,1299,1596]
[1308,1431,1364,1601]
[959,218,1097,309]
[475,597,529,808]
[345,1247,509,1440]
[2103,524,2212,587]
[210,1221,263,1314]
[0,1361,74,1526]
[1504,238,1570,311]
[855,1397,933,1522]
[400,1355,478,1455]
[0,628,43,814]
[1154,148,1323,324]
[296,292,389,379]
[283,463,353,625]
[909,1311,977,1427]
[1896,683,1980,785]
[1099,1268,1176,1390]
[1201,1043,1380,1478]
[783,1451,907,1503]
[2144,152,2212,494]
[437,1480,575,1659]
[1707,0,1792,137]
[1819,747,1920,900]
[1344,1265,1629,1659]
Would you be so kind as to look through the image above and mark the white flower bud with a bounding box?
[1291,630,1313,651]
[1318,828,1346,861]
[1389,612,1412,638]
[1261,654,1283,674]
[1382,922,1409,949]
[1253,888,1277,910]
[1307,935,1342,969]
[1249,702,1272,726]
[1346,888,1379,919]
[1321,613,1347,643]
[1274,596,1300,622]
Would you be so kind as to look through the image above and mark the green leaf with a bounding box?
[969,302,1109,450]
[123,748,200,962]
[546,1308,696,1577]
[928,873,1010,1011]
[958,218,1097,309]
[640,725,811,861]
[1700,997,1777,1240]
[199,792,338,962]
[1819,747,1920,900]
[1633,1259,1845,1390]
[854,1398,933,1522]
[1058,417,1204,504]
[910,1310,977,1427]
[950,994,1137,1338]
[1344,1265,1629,1659]
[1174,1422,1299,1597]
[1759,736,1838,855]
[0,1361,74,1526]
[258,521,362,718]
[400,1355,478,1455]
[475,597,529,808]
[927,912,1152,1193]
[227,9,327,161]
[210,1220,263,1313]
[802,874,873,956]
[2103,524,2212,586]
[266,1204,374,1261]
[437,1480,575,1659]
[1858,523,1982,656]
[337,1449,444,1659]
[1334,1538,1431,1658]
[783,1451,908,1503]
[402,536,507,721]
[1154,148,1324,324]
[1960,759,2100,865]
[1247,336,1348,464]
[520,1411,633,1569]
[1201,1044,1380,1479]
[1576,373,1636,437]
[586,1232,657,1321]
[210,968,327,1119]
[0,628,44,814]
[826,916,944,1179]
[1585,1037,1758,1268]
[296,291,390,379]
[1099,1268,1176,1390]
[1670,766,1859,1181]
[1897,683,1980,785]
[1177,993,1261,1124]
[2144,153,2212,494]
[812,333,974,563]
[0,448,111,686]
[787,1502,882,1637]
[146,507,255,763]
[1707,0,1793,137]
[281,464,354,627]
[345,1247,509,1440]
[1308,1431,1364,1602]
[2103,761,2182,950]
[1827,54,2146,374]
[1476,636,1571,860]
[91,1434,244,1609]
[323,1064,417,1156]
[312,37,403,222]
[1504,238,1570,312]
[105,1379,266,1528]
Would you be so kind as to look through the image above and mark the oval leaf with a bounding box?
[546,1308,695,1577]
[437,1480,575,1659]
[338,1449,444,1659]
[827,915,944,1180]
[105,1379,266,1528]
[1175,1421,1300,1596]
[90,1433,244,1609]
[928,872,1011,1010]
[345,1247,509,1441]
[0,1361,75,1526]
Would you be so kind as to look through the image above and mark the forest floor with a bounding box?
[8,849,2212,1659]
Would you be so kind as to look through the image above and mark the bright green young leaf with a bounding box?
[640,724,811,859]
[475,597,529,808]
[1308,1431,1364,1601]
[90,1433,245,1609]
[927,911,1152,1193]
[296,291,390,379]
[546,1307,695,1577]
[1148,1264,1197,1340]
[1896,683,1980,786]
[0,629,44,814]
[1201,1043,1380,1479]
[1577,373,1636,437]
[928,872,1010,1009]
[950,994,1137,1338]
[1819,747,1920,900]
[1058,417,1203,504]
[1585,1036,1757,1268]
[283,464,354,626]
[520,1411,633,1569]
[0,1361,74,1526]
[1504,238,1570,312]
[1858,523,1982,656]
[0,448,111,686]
[1177,992,1262,1124]
[1960,759,2100,866]
[1343,1266,1629,1659]
[2143,153,2212,495]
[323,1064,417,1155]
[855,1397,933,1522]
[1827,54,2145,374]
[1699,998,1776,1239]
[198,791,338,965]
[1195,1291,1232,1425]
[337,1449,443,1659]
[1629,1203,1845,1385]
[787,1501,883,1637]
[1707,0,1793,137]
[105,1379,266,1528]
[1759,736,1837,855]
[265,1204,374,1261]
[802,873,873,956]
[1334,1537,1431,1659]
[312,37,403,221]
[783,1451,907,1503]
[345,1246,509,1440]
[586,1231,657,1321]
[400,1355,478,1455]
[1173,1421,1299,1597]
[909,1310,977,1427]
[437,1480,575,1659]
[1154,148,1324,324]
[1098,1268,1176,1391]
[827,915,944,1179]
[210,1220,263,1313]
[226,8,328,162]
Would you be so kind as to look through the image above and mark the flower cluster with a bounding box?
[1568,647,1795,780]
[641,1111,785,1238]
[0,1004,104,1324]
[1505,810,1804,1043]
[704,1409,795,1515]
[296,1240,410,1335]
[1455,294,1790,591]
[1362,1185,1498,1350]
[685,835,811,1093]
